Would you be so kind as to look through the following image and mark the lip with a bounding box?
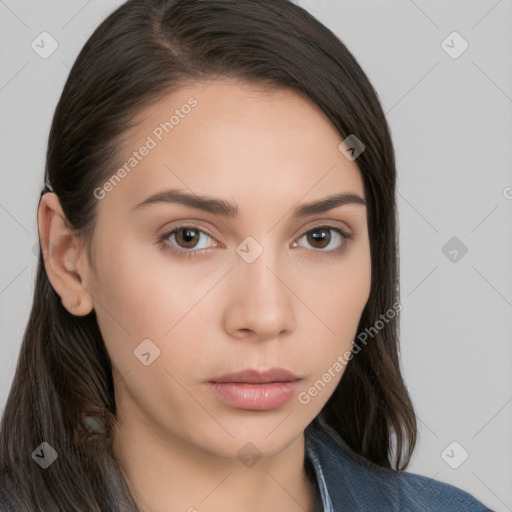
[206,368,302,411]
[209,368,301,384]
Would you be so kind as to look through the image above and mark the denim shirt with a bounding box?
[304,416,494,512]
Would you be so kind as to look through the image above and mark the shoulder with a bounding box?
[305,417,493,511]
[394,469,492,511]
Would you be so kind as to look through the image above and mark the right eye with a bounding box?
[157,225,219,259]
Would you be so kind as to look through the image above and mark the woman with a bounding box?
[0,0,494,510]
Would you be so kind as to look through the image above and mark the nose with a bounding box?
[222,245,297,341]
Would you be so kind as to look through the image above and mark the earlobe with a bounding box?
[37,192,94,316]
[60,294,93,317]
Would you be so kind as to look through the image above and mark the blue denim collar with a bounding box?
[305,431,336,512]
[304,416,492,512]
[304,415,400,511]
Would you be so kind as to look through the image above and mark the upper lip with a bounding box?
[209,368,301,384]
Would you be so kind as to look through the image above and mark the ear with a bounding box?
[37,192,94,316]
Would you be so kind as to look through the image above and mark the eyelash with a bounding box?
[157,223,352,260]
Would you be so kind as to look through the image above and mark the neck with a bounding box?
[112,417,318,512]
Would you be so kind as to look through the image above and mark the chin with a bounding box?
[182,408,312,460]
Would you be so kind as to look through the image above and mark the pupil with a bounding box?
[180,228,198,247]
[309,228,329,248]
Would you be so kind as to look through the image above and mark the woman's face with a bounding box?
[85,80,371,458]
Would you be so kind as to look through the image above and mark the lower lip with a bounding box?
[206,381,300,410]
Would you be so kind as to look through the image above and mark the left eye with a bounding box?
[158,225,351,258]
[294,226,349,252]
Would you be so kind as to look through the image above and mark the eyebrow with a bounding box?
[131,188,366,218]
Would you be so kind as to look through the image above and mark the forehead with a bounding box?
[96,80,365,217]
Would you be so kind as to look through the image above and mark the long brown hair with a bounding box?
[0,0,416,509]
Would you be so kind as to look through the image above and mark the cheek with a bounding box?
[307,249,371,341]
[299,246,371,383]
[90,237,218,376]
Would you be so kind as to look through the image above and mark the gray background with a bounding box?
[1,0,511,509]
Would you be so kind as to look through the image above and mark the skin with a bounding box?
[38,80,371,512]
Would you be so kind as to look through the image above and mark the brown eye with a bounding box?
[294,225,351,258]
[306,227,332,249]
[159,225,217,257]
[174,227,202,249]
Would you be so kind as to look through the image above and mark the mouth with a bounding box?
[206,368,302,411]
[209,367,301,384]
